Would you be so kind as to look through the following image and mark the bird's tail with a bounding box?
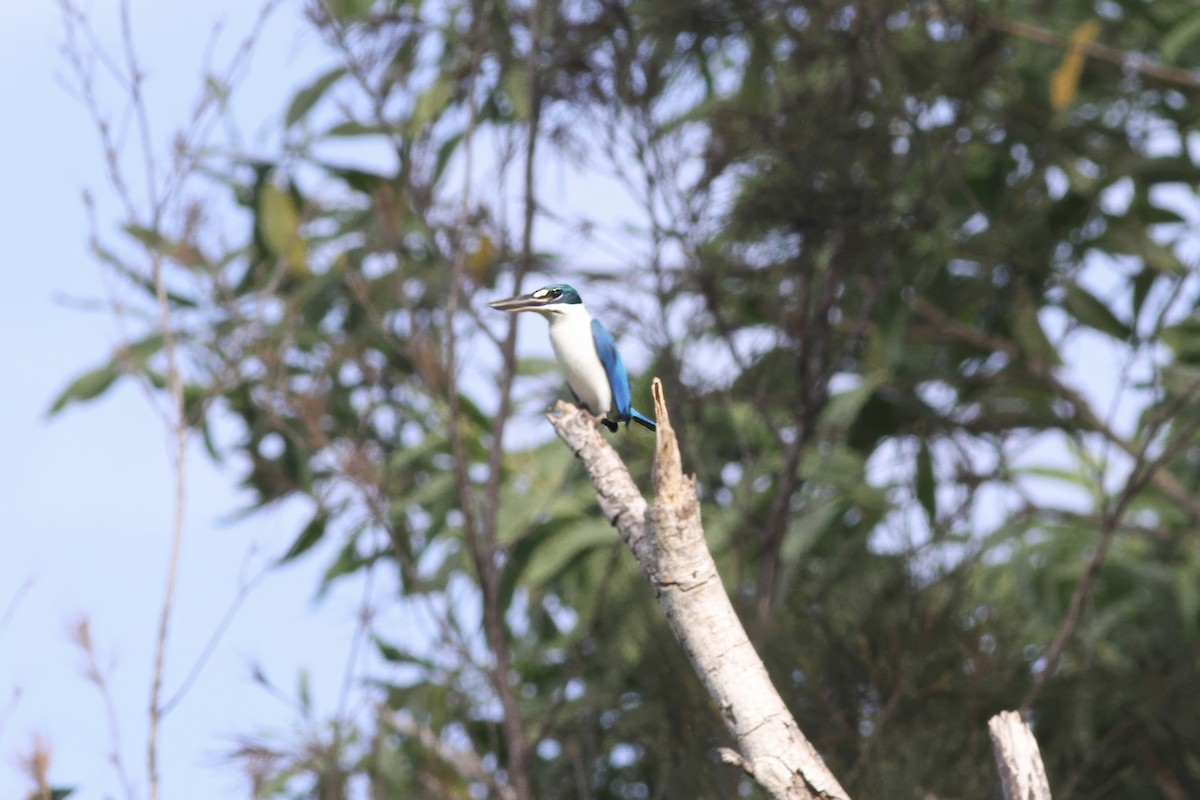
[629,408,657,431]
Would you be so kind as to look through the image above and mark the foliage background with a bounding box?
[11,0,1200,798]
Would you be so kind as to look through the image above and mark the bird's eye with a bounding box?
[550,288,562,297]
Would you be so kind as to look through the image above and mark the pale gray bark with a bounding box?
[988,711,1053,800]
[548,380,849,800]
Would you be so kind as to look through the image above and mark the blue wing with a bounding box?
[591,319,656,431]
[591,318,633,419]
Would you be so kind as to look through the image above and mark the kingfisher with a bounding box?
[489,284,656,432]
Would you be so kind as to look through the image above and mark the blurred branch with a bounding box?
[549,382,850,800]
[381,709,517,800]
[911,296,1200,520]
[0,578,33,636]
[443,0,537,797]
[984,14,1200,93]
[1022,380,1200,711]
[70,617,136,800]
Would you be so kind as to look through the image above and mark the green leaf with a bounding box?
[410,75,455,132]
[298,669,312,718]
[500,65,530,120]
[916,438,936,525]
[123,331,166,365]
[320,533,371,595]
[1012,287,1060,365]
[800,444,866,486]
[256,179,306,270]
[782,496,842,565]
[122,224,208,268]
[500,520,614,611]
[285,66,348,127]
[324,0,374,21]
[1130,268,1157,327]
[1175,558,1200,639]
[1162,319,1200,362]
[89,241,198,308]
[320,164,390,196]
[433,132,463,184]
[48,363,121,416]
[1161,362,1200,398]
[322,120,390,138]
[373,635,438,670]
[280,511,330,563]
[1063,282,1131,340]
[1100,224,1188,275]
[1163,12,1200,65]
[817,380,879,438]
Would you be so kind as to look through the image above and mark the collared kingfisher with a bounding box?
[489,284,656,432]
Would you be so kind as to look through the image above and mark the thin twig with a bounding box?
[113,1,192,791]
[159,558,272,715]
[0,578,34,636]
[71,618,137,800]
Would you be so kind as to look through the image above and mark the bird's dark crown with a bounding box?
[531,284,582,304]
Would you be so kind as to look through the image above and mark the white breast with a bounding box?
[546,304,612,417]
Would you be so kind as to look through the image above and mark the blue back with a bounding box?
[590,318,633,419]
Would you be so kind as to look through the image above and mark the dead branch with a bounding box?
[988,711,1053,800]
[548,380,849,800]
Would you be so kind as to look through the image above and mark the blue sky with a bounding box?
[0,3,393,797]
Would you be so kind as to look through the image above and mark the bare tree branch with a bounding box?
[70,617,136,800]
[988,711,1053,800]
[549,381,849,800]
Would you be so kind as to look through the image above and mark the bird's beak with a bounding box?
[488,293,554,312]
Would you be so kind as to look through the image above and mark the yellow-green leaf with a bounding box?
[501,66,530,120]
[410,76,455,133]
[1050,20,1101,111]
[257,181,307,272]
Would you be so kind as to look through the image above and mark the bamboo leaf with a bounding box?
[280,511,330,563]
[285,66,348,127]
[916,439,937,525]
[48,364,121,416]
[1063,282,1131,340]
[1163,13,1200,65]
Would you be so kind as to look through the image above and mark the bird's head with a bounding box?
[488,284,583,316]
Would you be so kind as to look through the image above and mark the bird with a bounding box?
[489,283,656,432]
